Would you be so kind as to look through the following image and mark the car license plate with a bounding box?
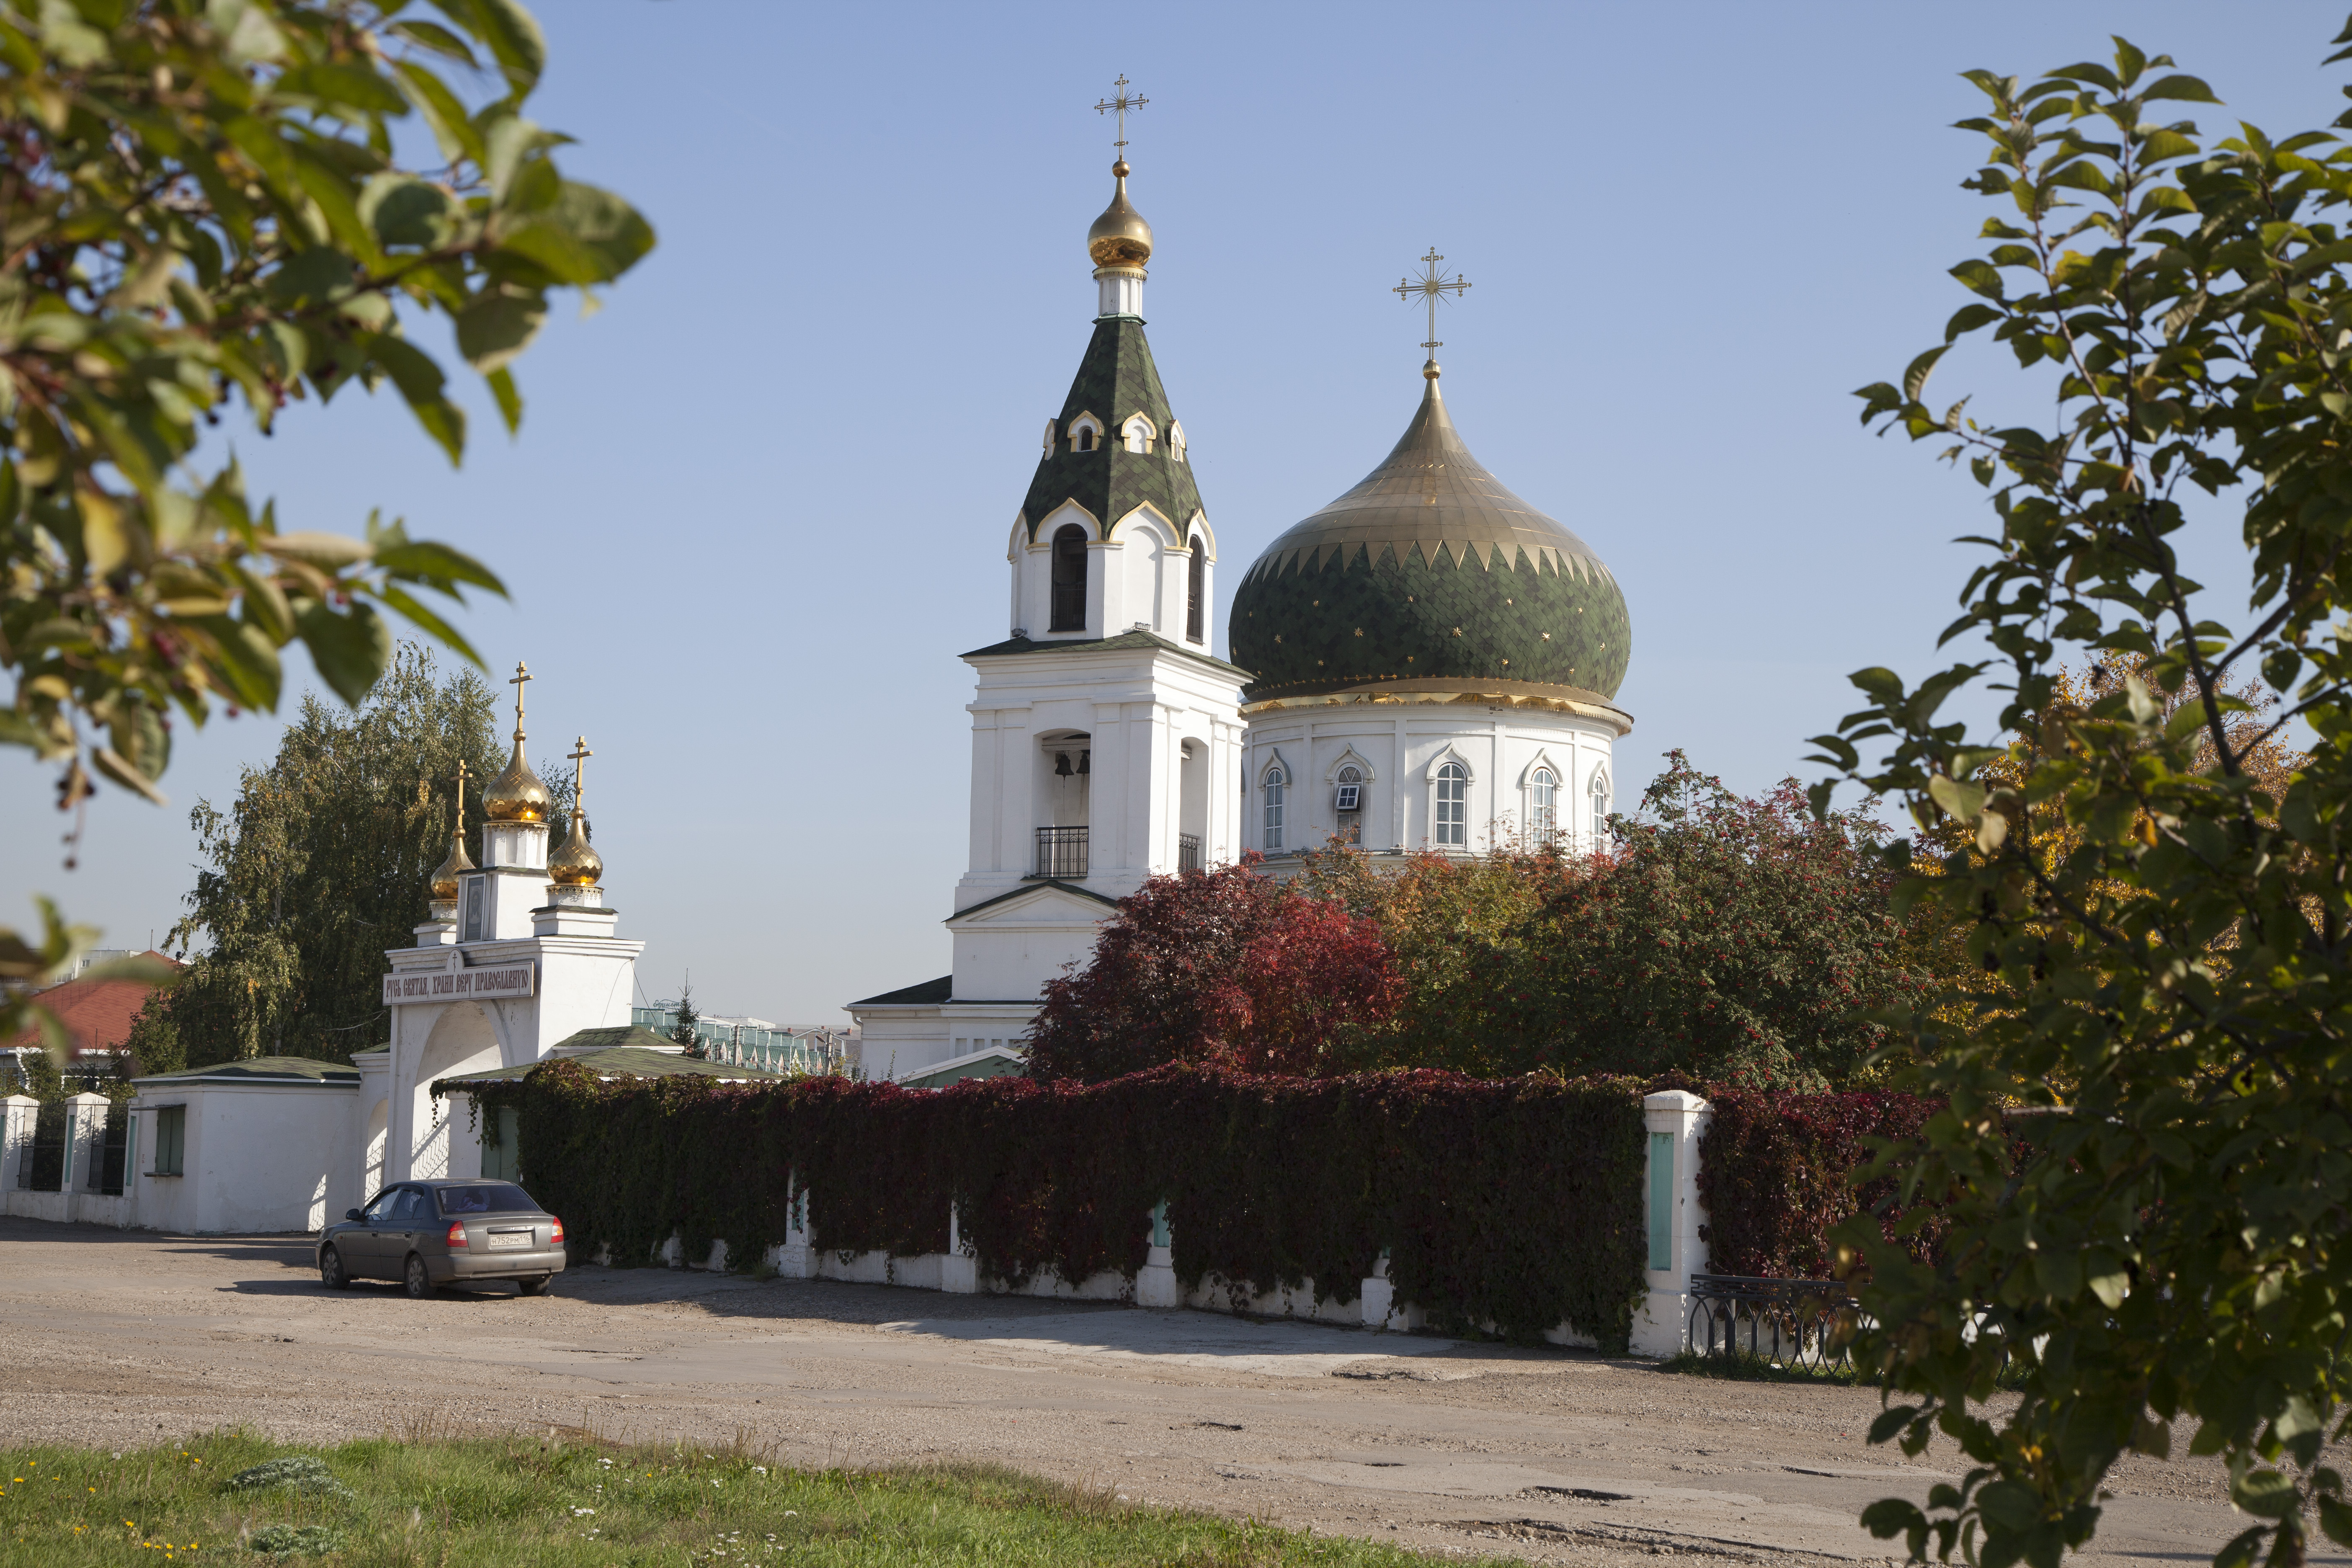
[486,1232,531,1251]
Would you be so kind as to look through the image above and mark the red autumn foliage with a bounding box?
[1028,754,1929,1087]
[1025,856,1404,1082]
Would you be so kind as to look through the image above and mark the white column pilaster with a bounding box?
[1631,1090,1712,1357]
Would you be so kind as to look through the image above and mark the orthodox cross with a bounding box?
[1395,248,1471,363]
[451,757,470,819]
[1094,75,1147,157]
[566,737,592,817]
[508,660,531,739]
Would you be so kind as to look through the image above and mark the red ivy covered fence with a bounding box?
[1694,1090,1947,1277]
[444,1064,1945,1352]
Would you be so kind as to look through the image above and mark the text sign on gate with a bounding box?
[381,964,536,1006]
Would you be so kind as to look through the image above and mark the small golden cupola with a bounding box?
[427,758,476,914]
[482,660,553,822]
[1086,160,1153,269]
[1086,76,1152,319]
[547,736,603,889]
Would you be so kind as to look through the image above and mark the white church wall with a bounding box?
[1105,505,1174,637]
[1241,705,1618,857]
[404,1003,501,1182]
[957,645,1244,910]
[534,939,640,1051]
[852,1013,947,1083]
[949,888,1107,1001]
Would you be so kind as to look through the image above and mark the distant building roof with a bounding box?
[7,951,183,1060]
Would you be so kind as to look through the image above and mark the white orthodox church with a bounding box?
[848,132,1634,1083]
[0,108,1645,1238]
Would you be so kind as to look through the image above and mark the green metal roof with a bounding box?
[1228,376,1631,705]
[134,1055,359,1086]
[901,1048,1026,1090]
[1018,317,1204,542]
[962,627,1249,681]
[432,1036,786,1088]
[949,881,1119,922]
[848,975,954,1008]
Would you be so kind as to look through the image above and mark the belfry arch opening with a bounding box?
[1186,533,1205,644]
[1050,524,1088,632]
[1037,730,1091,878]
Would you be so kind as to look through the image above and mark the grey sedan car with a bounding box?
[317,1179,566,1298]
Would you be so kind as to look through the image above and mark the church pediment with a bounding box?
[946,880,1119,930]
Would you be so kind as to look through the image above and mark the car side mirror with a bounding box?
[345,1209,364,1222]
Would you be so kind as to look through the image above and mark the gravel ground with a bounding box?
[0,1218,2317,1566]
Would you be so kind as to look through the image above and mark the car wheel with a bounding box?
[320,1246,350,1291]
[517,1276,550,1297]
[402,1253,433,1300]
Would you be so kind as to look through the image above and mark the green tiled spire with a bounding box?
[1018,318,1204,543]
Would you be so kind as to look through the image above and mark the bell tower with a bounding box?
[848,84,1248,1082]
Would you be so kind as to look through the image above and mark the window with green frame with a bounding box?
[151,1105,186,1176]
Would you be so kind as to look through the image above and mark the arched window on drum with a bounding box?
[1434,760,1468,848]
[1529,767,1558,844]
[1262,763,1288,853]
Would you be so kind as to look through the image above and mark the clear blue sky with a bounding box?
[7,1,2344,1026]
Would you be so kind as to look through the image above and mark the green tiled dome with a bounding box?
[1228,375,1629,705]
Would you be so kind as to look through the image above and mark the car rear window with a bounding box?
[436,1183,537,1216]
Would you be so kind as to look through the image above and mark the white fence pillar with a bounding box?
[770,1180,815,1279]
[1360,1249,1398,1330]
[942,1203,978,1293]
[0,1094,35,1191]
[1631,1090,1710,1357]
[1135,1200,1179,1308]
[65,1093,108,1193]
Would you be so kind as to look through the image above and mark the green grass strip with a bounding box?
[0,1430,1514,1565]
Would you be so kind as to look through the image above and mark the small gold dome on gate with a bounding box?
[547,814,602,887]
[1087,160,1153,269]
[428,830,474,901]
[482,739,551,822]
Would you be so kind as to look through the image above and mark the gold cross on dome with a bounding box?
[508,661,531,740]
[452,757,470,818]
[1395,248,1471,363]
[566,737,592,814]
[1094,75,1147,155]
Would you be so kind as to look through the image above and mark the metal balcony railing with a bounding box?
[1035,826,1089,879]
[1177,833,1202,872]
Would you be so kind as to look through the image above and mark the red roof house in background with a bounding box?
[4,950,184,1074]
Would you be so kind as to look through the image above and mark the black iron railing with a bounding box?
[1178,833,1202,872]
[17,1101,67,1192]
[1035,826,1089,879]
[1686,1273,1857,1371]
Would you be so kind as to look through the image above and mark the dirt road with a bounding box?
[0,1219,2306,1565]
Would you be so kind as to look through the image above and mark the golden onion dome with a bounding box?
[1086,159,1153,269]
[428,828,474,902]
[547,813,603,887]
[482,738,552,822]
